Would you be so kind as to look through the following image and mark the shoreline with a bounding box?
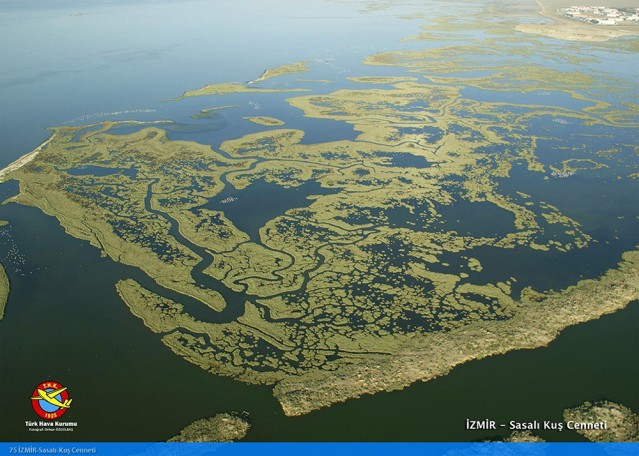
[0,133,56,182]
[517,0,639,41]
[274,248,639,415]
[246,69,270,85]
[0,119,174,183]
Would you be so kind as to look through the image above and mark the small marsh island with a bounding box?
[168,412,251,442]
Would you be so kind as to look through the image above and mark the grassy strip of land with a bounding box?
[0,263,9,320]
[176,83,309,100]
[191,105,238,119]
[243,116,285,126]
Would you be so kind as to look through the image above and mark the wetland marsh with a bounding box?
[0,0,637,442]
